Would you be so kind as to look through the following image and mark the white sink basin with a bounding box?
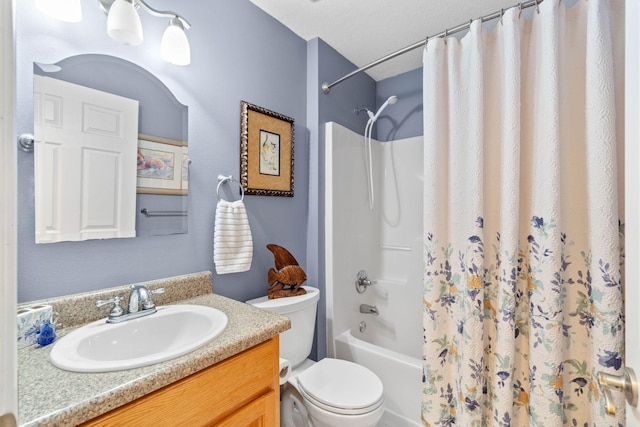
[49,304,228,372]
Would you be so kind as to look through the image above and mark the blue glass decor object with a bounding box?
[36,321,57,346]
[17,304,53,348]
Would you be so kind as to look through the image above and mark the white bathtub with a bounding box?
[334,329,422,427]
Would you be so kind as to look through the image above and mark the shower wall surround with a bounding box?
[306,38,423,359]
[305,38,377,359]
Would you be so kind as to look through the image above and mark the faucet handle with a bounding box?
[95,296,124,320]
[142,288,165,310]
[355,270,376,294]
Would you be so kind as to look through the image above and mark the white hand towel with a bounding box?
[214,200,253,274]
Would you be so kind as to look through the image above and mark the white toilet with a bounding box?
[247,286,384,427]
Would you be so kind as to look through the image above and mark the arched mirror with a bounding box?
[33,54,188,242]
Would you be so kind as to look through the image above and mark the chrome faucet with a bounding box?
[128,284,164,313]
[355,270,377,294]
[95,285,165,323]
[359,304,379,316]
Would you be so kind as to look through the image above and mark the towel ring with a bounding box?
[217,175,245,202]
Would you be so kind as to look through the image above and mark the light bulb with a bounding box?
[107,0,143,46]
[161,18,191,66]
[36,0,82,23]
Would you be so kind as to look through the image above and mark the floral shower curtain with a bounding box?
[421,0,625,425]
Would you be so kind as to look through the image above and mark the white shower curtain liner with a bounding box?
[421,0,624,425]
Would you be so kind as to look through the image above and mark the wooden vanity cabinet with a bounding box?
[81,336,280,427]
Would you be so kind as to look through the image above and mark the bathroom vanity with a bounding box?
[17,272,290,426]
[81,337,279,426]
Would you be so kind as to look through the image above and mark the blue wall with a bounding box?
[16,0,426,362]
[376,67,423,141]
[16,0,308,304]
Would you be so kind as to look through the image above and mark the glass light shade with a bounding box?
[36,0,82,22]
[161,21,191,66]
[107,0,144,46]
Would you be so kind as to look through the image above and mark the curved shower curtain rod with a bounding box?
[321,0,544,94]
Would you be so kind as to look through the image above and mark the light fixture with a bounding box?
[36,0,83,23]
[107,0,143,46]
[99,0,192,65]
[161,17,191,65]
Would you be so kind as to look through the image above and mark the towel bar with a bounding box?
[140,208,187,216]
[217,175,245,202]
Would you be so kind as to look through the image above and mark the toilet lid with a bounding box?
[296,358,384,415]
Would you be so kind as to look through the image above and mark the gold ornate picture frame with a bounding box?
[240,101,294,197]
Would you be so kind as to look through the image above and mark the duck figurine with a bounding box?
[266,244,307,299]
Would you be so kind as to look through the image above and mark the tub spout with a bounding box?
[359,304,379,316]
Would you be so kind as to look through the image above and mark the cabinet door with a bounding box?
[212,390,277,427]
[80,337,279,427]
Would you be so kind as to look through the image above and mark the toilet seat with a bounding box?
[295,358,384,416]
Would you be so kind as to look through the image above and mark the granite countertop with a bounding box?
[18,273,290,427]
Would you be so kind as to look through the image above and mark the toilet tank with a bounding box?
[246,286,319,368]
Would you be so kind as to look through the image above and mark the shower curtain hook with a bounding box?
[518,2,523,17]
[535,0,540,14]
[444,28,448,45]
[500,8,505,25]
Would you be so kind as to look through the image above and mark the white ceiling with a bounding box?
[249,0,527,82]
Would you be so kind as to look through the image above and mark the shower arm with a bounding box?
[354,107,372,116]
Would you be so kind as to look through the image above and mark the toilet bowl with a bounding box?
[281,358,384,427]
[246,286,385,427]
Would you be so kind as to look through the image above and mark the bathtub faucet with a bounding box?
[355,270,377,294]
[359,304,379,316]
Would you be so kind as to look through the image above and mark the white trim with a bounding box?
[0,0,17,420]
[324,122,335,358]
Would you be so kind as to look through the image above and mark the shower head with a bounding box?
[371,95,398,122]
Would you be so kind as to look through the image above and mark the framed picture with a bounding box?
[137,134,188,195]
[240,101,294,197]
